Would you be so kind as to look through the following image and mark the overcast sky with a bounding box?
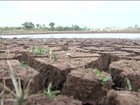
[0,1,140,29]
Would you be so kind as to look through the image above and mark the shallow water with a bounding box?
[1,33,140,39]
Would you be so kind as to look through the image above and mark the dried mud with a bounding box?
[0,38,140,105]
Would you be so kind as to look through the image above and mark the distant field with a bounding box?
[1,30,140,35]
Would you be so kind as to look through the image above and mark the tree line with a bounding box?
[0,21,91,31]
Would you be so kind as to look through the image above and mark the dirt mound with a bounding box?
[62,68,112,105]
[24,94,82,105]
[101,90,140,105]
[109,60,140,91]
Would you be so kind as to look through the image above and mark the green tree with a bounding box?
[22,22,34,30]
[64,26,70,31]
[36,24,40,29]
[135,25,138,28]
[56,26,64,31]
[43,24,45,28]
[72,25,80,31]
[0,28,4,35]
[49,22,55,29]
[16,27,23,30]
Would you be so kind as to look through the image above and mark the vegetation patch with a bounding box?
[95,68,112,90]
[44,82,60,100]
[20,61,28,68]
[29,46,49,55]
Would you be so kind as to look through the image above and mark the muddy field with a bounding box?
[0,37,140,105]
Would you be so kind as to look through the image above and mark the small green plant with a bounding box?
[47,49,58,62]
[20,61,28,68]
[44,82,60,100]
[50,52,58,62]
[95,68,103,77]
[101,76,112,87]
[126,78,132,91]
[95,68,112,88]
[2,47,32,105]
[29,46,58,62]
[29,46,49,55]
[4,60,31,105]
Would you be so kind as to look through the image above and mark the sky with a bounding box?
[0,1,140,29]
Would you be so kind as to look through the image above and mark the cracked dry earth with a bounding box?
[0,38,140,105]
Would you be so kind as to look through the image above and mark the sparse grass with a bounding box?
[29,46,58,62]
[29,46,49,55]
[20,61,28,68]
[44,82,60,100]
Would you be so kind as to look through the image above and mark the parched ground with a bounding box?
[0,38,140,105]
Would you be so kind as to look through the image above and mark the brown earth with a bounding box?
[0,38,140,105]
[109,60,140,91]
[61,68,112,105]
[100,90,140,105]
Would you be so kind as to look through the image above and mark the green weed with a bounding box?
[29,46,58,62]
[7,60,30,105]
[44,82,60,100]
[1,60,32,105]
[50,52,58,62]
[95,68,112,88]
[126,78,132,91]
[95,68,103,77]
[101,76,112,87]
[20,61,28,68]
[2,47,32,105]
[29,46,49,55]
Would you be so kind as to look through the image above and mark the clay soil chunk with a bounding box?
[99,51,135,60]
[35,57,99,70]
[3,95,82,105]
[0,60,38,77]
[0,60,38,91]
[101,90,140,105]
[124,55,140,61]
[18,52,49,68]
[18,51,100,92]
[30,57,99,93]
[0,53,15,60]
[24,94,82,105]
[121,48,140,55]
[62,68,112,105]
[109,60,140,91]
[85,53,118,72]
